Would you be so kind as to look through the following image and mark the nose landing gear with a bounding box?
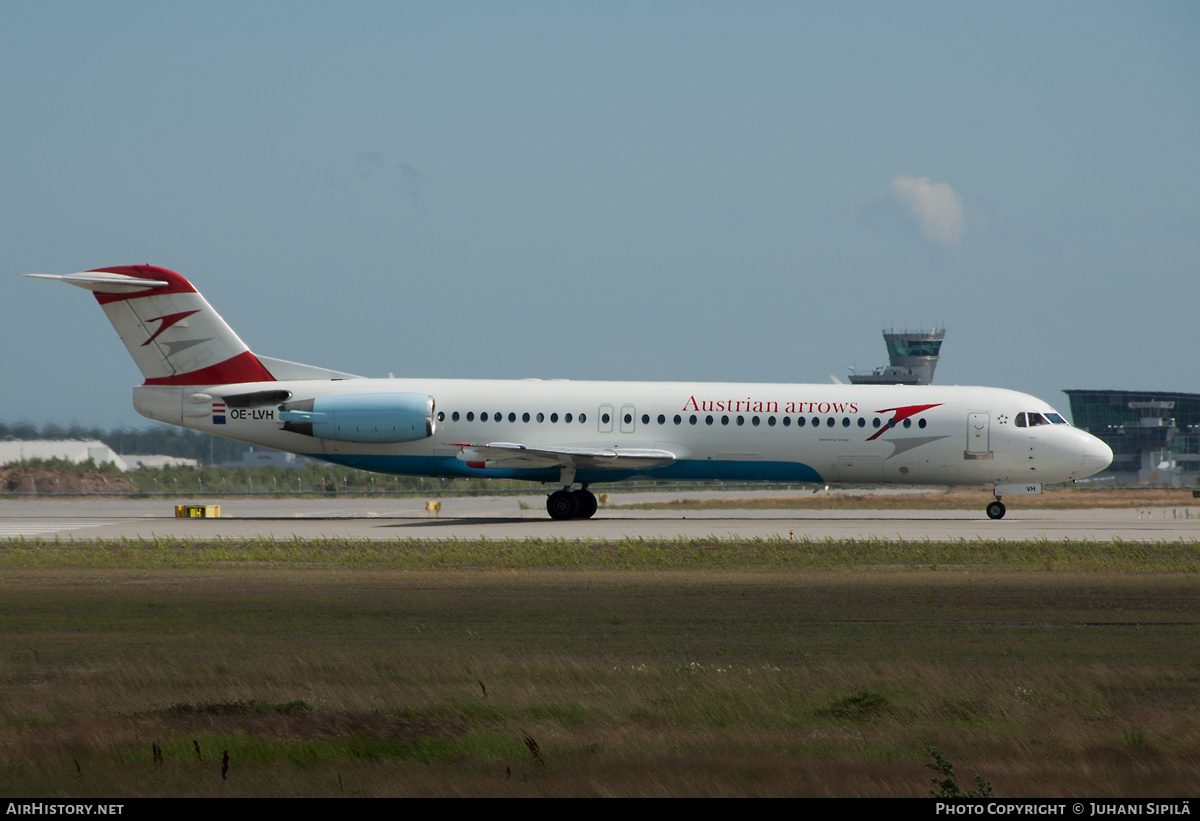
[986,483,1042,520]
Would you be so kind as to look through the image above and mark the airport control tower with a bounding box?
[1125,400,1181,486]
[848,328,945,386]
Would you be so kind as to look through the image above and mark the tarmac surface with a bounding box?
[2,490,1198,541]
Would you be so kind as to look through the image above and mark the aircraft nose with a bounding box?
[1081,435,1113,475]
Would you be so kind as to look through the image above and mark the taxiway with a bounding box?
[2,492,1197,541]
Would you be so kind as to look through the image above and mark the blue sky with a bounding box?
[3,1,1197,428]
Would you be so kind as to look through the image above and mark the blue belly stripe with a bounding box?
[305,453,825,484]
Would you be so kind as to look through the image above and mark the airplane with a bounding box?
[29,265,1113,520]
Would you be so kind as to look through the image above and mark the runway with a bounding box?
[2,491,1198,541]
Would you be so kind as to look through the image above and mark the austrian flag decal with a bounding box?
[212,401,227,425]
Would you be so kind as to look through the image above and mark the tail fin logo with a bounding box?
[142,310,201,346]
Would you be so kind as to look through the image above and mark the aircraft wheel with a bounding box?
[547,489,580,520]
[573,489,598,519]
[986,501,1006,520]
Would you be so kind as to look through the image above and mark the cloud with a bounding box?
[882,175,966,246]
[345,151,424,205]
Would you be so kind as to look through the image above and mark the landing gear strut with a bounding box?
[986,500,1007,520]
[546,486,598,520]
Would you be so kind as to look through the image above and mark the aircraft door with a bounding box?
[966,412,991,456]
[598,404,614,433]
[620,405,636,433]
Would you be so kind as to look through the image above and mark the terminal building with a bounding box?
[1062,390,1200,486]
[848,328,945,386]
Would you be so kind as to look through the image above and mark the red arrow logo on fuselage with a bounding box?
[866,403,943,441]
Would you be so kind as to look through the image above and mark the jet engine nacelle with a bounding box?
[278,393,436,443]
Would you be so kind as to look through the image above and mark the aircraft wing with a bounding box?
[454,442,677,471]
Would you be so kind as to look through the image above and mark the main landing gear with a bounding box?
[546,468,598,521]
[547,486,598,520]
[986,500,1007,520]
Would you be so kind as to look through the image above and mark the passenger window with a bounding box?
[811,417,819,427]
[752,416,760,426]
[565,413,573,423]
[657,414,666,424]
[452,411,460,422]
[705,415,713,425]
[437,411,445,422]
[768,416,776,426]
[721,415,729,425]
[857,418,865,427]
[797,416,806,427]
[466,411,475,422]
[624,413,632,424]
[783,416,791,427]
[872,418,881,428]
[689,415,697,425]
[737,416,745,426]
[579,413,586,423]
[480,412,489,422]
[550,413,558,423]
[508,412,516,423]
[827,417,835,427]
[602,412,611,424]
[642,414,650,425]
[537,412,544,422]
[902,418,911,428]
[674,415,682,425]
[842,417,850,427]
[918,418,926,428]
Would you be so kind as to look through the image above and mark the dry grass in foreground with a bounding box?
[2,565,1197,797]
[3,535,1198,572]
[610,487,1200,511]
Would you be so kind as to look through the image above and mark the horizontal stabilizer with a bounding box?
[26,272,168,294]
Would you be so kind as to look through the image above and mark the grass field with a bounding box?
[2,536,1197,797]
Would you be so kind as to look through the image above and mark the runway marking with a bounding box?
[0,520,117,538]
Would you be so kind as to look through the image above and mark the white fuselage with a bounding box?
[133,378,1113,488]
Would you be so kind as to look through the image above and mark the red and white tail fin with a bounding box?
[28,265,276,386]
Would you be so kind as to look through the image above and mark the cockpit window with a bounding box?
[1045,413,1068,424]
[1015,412,1025,428]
